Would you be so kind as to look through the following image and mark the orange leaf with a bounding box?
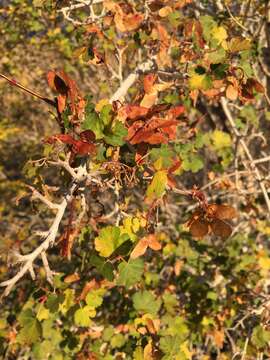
[144,73,157,94]
[226,84,238,100]
[130,234,161,258]
[119,105,149,121]
[64,273,80,283]
[130,238,148,259]
[57,94,67,113]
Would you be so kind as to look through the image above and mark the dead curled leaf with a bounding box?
[47,70,83,116]
[187,204,238,239]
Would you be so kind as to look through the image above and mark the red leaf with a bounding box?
[207,204,238,220]
[46,134,76,146]
[72,140,96,155]
[47,70,81,115]
[45,134,96,155]
[167,105,185,119]
[168,159,181,174]
[47,71,68,94]
[135,143,149,164]
[147,118,179,131]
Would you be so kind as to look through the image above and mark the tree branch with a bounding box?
[0,165,87,298]
[109,59,155,103]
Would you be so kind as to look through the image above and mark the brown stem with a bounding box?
[0,73,56,107]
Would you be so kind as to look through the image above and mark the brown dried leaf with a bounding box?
[207,204,237,220]
[211,219,232,238]
[190,219,209,238]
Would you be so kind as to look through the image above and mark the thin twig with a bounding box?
[221,97,270,213]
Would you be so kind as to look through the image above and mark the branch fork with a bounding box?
[0,165,88,298]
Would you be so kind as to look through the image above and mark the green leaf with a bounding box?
[132,290,161,315]
[200,15,217,42]
[133,346,144,360]
[207,48,227,64]
[45,294,64,313]
[182,154,204,173]
[74,306,96,327]
[146,170,167,199]
[82,110,104,139]
[89,253,114,280]
[210,63,229,79]
[100,104,113,126]
[168,11,181,27]
[117,258,144,287]
[164,92,180,105]
[212,26,227,45]
[36,303,50,321]
[59,289,75,315]
[159,336,182,359]
[110,333,126,349]
[251,325,270,348]
[104,121,128,146]
[17,309,42,344]
[240,105,258,127]
[163,293,178,315]
[86,289,105,308]
[32,340,54,360]
[150,145,174,168]
[163,316,189,338]
[95,226,127,257]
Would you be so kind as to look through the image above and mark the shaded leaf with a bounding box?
[117,258,144,287]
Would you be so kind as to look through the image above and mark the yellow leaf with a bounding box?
[189,74,212,90]
[95,98,109,112]
[229,37,251,52]
[146,170,167,200]
[212,26,228,45]
[180,341,193,359]
[159,6,173,17]
[259,256,270,271]
[211,130,232,149]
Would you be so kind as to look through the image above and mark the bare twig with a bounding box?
[0,73,55,107]
[27,185,60,210]
[221,97,270,213]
